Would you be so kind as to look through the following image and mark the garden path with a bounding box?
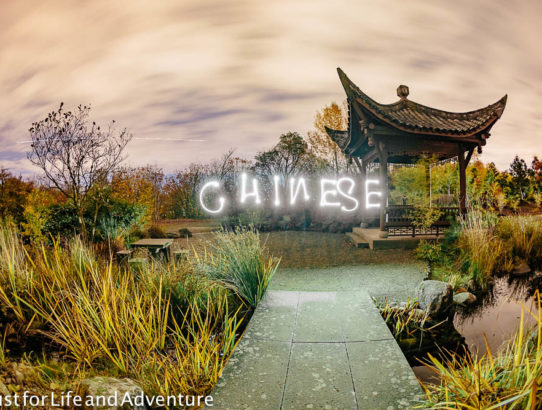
[209,263,425,409]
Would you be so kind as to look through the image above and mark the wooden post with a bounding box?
[458,146,474,214]
[425,164,431,206]
[354,158,367,226]
[378,143,388,232]
[458,148,467,214]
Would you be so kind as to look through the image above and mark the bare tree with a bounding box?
[28,103,132,234]
[209,149,236,181]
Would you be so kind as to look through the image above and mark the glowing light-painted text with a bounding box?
[199,175,382,214]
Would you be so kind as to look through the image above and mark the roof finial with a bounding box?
[397,84,409,99]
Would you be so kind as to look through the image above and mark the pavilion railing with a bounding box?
[386,205,460,237]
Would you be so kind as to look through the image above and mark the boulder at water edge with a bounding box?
[453,291,477,305]
[415,280,453,318]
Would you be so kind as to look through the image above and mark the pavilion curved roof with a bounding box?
[324,127,348,150]
[336,68,507,138]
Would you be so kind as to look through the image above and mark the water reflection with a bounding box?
[454,275,540,356]
[413,273,541,384]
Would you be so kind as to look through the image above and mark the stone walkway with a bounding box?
[209,264,425,409]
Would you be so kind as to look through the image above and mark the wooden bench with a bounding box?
[116,249,133,262]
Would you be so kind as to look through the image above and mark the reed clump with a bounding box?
[380,298,432,340]
[495,215,542,266]
[417,212,542,290]
[456,211,512,289]
[420,291,542,408]
[194,227,280,309]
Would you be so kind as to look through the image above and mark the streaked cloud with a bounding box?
[0,0,540,176]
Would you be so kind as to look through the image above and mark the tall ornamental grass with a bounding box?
[457,213,542,289]
[420,291,542,408]
[143,295,241,397]
[0,221,261,397]
[195,227,280,308]
[420,213,541,290]
[456,211,512,289]
[496,216,542,266]
[0,221,32,323]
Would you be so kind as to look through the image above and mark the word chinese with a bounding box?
[199,174,382,214]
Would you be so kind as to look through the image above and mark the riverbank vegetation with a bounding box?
[419,292,542,408]
[417,212,542,291]
[379,297,466,367]
[409,211,542,407]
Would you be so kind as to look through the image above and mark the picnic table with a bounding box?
[130,238,173,262]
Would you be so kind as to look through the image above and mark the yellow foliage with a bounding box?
[111,166,157,222]
[0,225,243,397]
[307,101,349,172]
[20,188,56,244]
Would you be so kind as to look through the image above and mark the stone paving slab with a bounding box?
[209,288,424,409]
[293,291,393,343]
[211,338,291,410]
[348,340,423,408]
[295,292,344,343]
[243,291,299,342]
[282,342,357,410]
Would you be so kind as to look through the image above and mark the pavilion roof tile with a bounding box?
[337,68,507,138]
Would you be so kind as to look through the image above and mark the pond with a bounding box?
[413,274,541,384]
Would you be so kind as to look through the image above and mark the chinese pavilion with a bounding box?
[326,68,507,233]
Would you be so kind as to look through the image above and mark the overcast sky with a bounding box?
[1,0,541,175]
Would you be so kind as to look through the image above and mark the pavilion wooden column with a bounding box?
[377,143,388,232]
[355,158,367,226]
[458,146,474,213]
[458,152,467,213]
[425,164,431,206]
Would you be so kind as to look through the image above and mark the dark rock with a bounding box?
[453,292,477,305]
[178,228,192,238]
[416,280,453,317]
[512,261,531,276]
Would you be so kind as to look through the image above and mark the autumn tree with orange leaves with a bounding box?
[307,101,349,174]
[111,166,164,222]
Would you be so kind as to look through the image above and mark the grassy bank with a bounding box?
[411,213,542,407]
[0,223,278,401]
[417,213,542,290]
